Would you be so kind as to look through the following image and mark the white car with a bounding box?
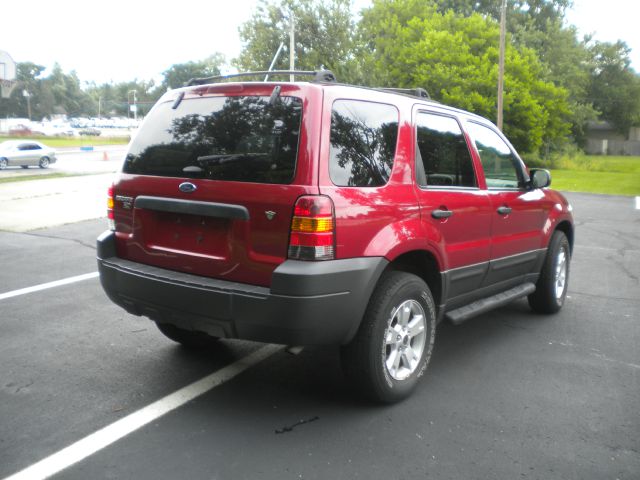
[0,141,57,169]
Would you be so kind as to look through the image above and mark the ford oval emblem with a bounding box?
[179,182,197,193]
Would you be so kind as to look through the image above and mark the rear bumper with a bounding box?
[97,231,387,346]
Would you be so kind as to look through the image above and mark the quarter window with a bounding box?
[416,113,476,188]
[329,100,399,187]
[466,122,523,189]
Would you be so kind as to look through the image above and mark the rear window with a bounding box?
[329,100,399,187]
[123,95,302,184]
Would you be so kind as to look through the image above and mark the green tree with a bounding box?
[588,40,640,135]
[45,64,96,117]
[1,62,46,119]
[433,0,571,31]
[428,0,598,147]
[161,53,226,89]
[359,0,571,153]
[511,20,597,145]
[235,0,358,82]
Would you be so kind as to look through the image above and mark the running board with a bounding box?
[445,283,536,325]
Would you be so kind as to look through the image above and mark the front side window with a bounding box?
[466,122,523,189]
[416,113,476,188]
[329,100,399,187]
[123,95,302,184]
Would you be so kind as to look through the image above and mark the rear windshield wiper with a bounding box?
[195,153,271,165]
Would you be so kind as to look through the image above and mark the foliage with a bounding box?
[587,41,640,135]
[433,0,571,29]
[234,0,359,82]
[358,1,571,152]
[2,0,639,149]
[160,54,226,89]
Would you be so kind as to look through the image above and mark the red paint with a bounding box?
[110,81,573,290]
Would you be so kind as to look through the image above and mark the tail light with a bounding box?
[288,195,335,261]
[107,184,115,231]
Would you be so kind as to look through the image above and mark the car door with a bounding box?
[464,121,548,287]
[413,110,493,302]
[16,143,38,166]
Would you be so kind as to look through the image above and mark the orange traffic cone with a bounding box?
[103,151,109,161]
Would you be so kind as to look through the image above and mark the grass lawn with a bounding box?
[548,155,640,196]
[0,135,129,147]
[0,172,91,184]
[550,170,640,196]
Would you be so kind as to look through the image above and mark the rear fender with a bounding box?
[363,217,445,268]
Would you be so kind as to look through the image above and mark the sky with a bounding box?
[1,0,639,85]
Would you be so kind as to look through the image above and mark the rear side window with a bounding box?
[123,95,302,184]
[329,100,399,187]
[416,113,476,188]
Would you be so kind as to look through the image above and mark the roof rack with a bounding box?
[377,87,431,100]
[186,70,337,86]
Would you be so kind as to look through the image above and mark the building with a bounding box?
[585,121,640,155]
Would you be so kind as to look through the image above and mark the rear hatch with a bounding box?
[111,83,321,287]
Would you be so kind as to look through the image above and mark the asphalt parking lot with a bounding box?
[1,192,638,479]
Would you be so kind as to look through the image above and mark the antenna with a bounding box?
[264,43,285,82]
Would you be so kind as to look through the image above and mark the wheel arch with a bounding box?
[385,249,444,318]
[554,220,574,254]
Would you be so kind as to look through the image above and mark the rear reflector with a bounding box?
[288,195,335,261]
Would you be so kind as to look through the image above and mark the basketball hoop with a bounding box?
[0,49,18,99]
[1,79,17,99]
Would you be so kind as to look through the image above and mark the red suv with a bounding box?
[98,71,574,403]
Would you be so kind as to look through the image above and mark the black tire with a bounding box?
[0,158,7,170]
[39,157,50,169]
[341,271,436,404]
[155,322,219,349]
[528,231,571,314]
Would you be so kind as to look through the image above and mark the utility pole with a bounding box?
[128,90,137,121]
[289,11,295,82]
[497,0,507,131]
[22,90,31,121]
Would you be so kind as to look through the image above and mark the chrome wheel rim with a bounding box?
[40,158,49,168]
[384,299,426,381]
[554,248,567,300]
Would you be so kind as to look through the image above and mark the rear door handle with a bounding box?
[431,209,453,219]
[497,206,512,215]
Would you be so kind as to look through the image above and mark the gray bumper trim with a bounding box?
[97,231,387,345]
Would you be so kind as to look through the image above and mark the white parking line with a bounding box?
[0,272,99,301]
[3,343,283,480]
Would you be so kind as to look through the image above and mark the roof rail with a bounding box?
[186,70,337,86]
[378,87,431,100]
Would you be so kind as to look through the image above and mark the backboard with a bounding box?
[0,50,18,99]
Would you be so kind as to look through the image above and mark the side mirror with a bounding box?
[529,168,551,189]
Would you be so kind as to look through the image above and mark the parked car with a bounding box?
[79,128,101,136]
[0,140,57,169]
[97,71,574,403]
[8,124,34,136]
